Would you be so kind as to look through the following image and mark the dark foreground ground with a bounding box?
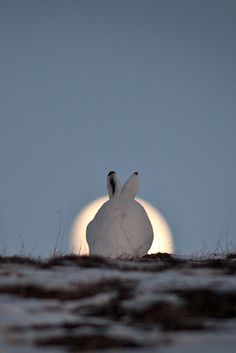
[0,253,236,353]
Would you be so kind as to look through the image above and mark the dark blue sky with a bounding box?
[0,0,235,255]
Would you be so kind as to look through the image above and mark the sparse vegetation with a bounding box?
[0,252,236,352]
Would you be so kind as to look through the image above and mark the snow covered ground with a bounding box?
[0,253,236,352]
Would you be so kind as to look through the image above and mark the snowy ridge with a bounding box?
[0,253,236,352]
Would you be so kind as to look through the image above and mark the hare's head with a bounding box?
[107,171,139,199]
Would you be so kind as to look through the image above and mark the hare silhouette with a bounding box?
[86,171,154,258]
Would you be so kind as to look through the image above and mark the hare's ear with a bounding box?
[121,172,139,199]
[107,171,121,199]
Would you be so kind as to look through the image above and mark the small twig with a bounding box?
[52,206,73,257]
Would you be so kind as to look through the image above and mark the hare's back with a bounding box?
[96,198,153,243]
[86,198,153,257]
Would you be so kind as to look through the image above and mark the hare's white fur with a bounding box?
[86,171,154,258]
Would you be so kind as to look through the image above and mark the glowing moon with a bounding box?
[70,196,174,255]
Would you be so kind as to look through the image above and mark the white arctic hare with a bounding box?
[86,171,154,258]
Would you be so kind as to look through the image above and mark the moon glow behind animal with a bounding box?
[70,196,174,255]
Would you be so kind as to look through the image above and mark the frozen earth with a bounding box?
[0,253,236,352]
